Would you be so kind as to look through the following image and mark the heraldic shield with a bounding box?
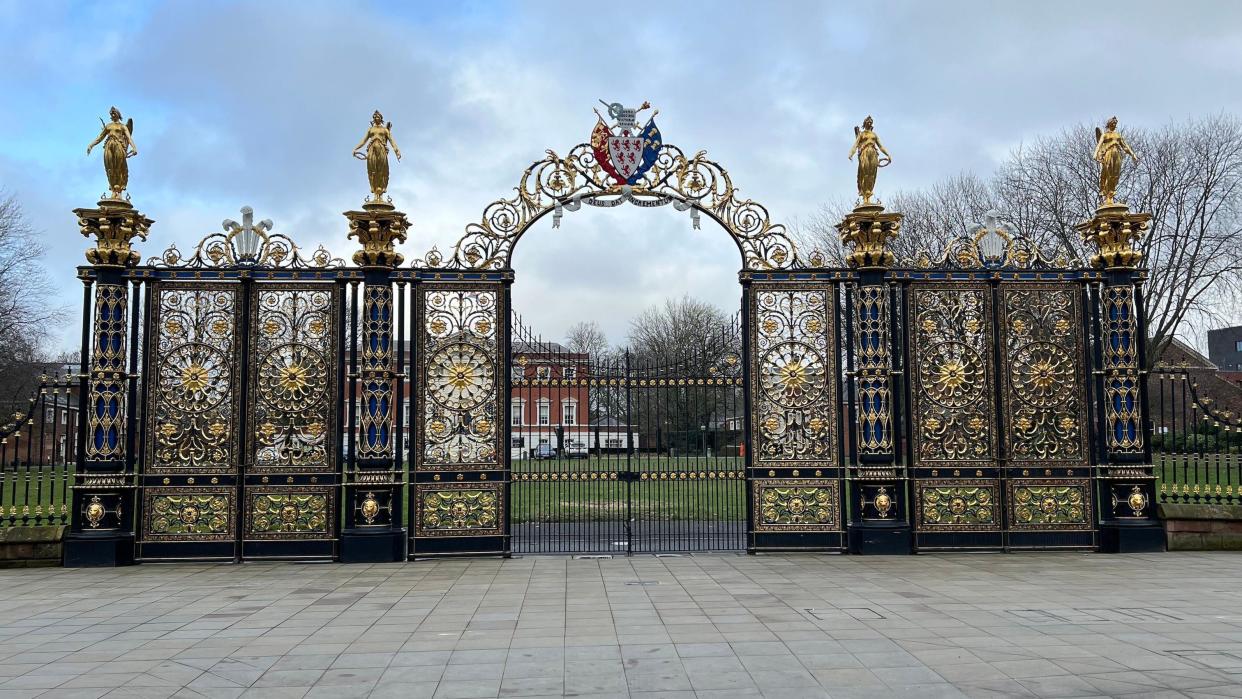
[591,100,662,185]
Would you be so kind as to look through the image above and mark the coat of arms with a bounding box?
[591,100,662,185]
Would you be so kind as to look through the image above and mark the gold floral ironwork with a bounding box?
[909,285,995,466]
[1000,285,1087,468]
[1009,480,1091,530]
[144,490,232,540]
[247,489,331,538]
[917,481,997,530]
[249,286,337,472]
[752,287,835,464]
[753,480,838,531]
[146,286,239,475]
[415,485,502,535]
[419,287,502,469]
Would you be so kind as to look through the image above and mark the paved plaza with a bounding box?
[0,553,1240,697]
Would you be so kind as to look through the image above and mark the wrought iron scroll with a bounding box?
[750,285,839,534]
[418,287,502,468]
[752,287,836,465]
[909,284,999,531]
[145,285,240,476]
[417,143,798,271]
[414,284,505,540]
[999,284,1088,470]
[248,286,338,473]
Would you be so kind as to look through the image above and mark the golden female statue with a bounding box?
[353,110,402,202]
[847,115,891,206]
[85,107,137,198]
[1093,116,1139,205]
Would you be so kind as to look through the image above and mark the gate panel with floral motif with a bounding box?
[998,283,1092,541]
[412,281,507,556]
[139,283,242,558]
[908,283,1001,546]
[242,284,339,557]
[749,283,843,551]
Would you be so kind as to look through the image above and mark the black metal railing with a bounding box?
[1152,368,1242,505]
[0,374,77,527]
[509,312,746,553]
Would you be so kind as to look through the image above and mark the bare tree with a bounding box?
[0,193,61,410]
[564,321,611,359]
[799,115,1242,366]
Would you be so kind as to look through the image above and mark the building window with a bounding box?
[564,366,576,380]
[510,437,524,448]
[562,400,577,426]
[538,400,550,426]
[536,366,551,381]
[511,399,524,426]
[1236,340,1242,352]
[605,438,623,448]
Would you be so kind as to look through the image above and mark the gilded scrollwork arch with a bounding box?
[414,142,800,271]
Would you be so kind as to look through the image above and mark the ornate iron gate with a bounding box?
[508,315,747,554]
[135,240,345,560]
[63,104,1166,565]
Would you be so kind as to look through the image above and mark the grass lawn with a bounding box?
[511,454,746,523]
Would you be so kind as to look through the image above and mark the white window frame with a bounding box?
[536,365,551,381]
[511,399,525,426]
[564,366,576,380]
[537,399,551,426]
[561,399,577,426]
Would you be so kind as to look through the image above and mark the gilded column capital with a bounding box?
[836,204,903,269]
[73,199,152,268]
[1075,203,1151,270]
[345,201,408,268]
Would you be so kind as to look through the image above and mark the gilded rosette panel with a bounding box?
[142,488,234,541]
[358,284,394,460]
[908,285,995,468]
[418,287,502,469]
[245,487,333,539]
[86,283,128,460]
[853,284,893,454]
[915,480,998,531]
[750,286,836,465]
[753,479,840,532]
[1007,479,1092,530]
[145,285,239,474]
[414,484,502,536]
[999,285,1087,468]
[1102,285,1143,453]
[248,285,337,472]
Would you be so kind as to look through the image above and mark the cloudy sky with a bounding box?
[3,0,1241,350]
